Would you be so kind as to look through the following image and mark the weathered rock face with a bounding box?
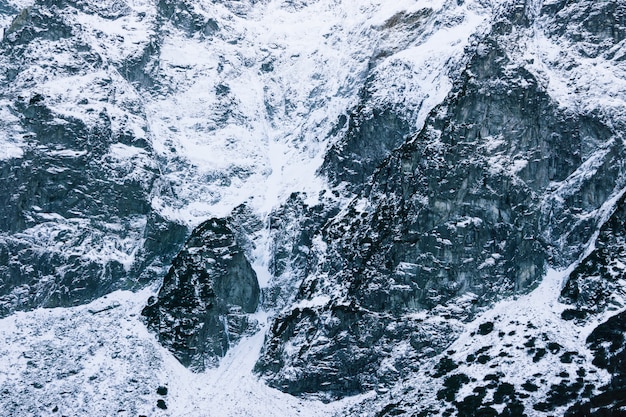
[156,0,219,37]
[256,0,626,401]
[560,193,626,322]
[542,0,626,58]
[564,311,626,417]
[1,0,626,413]
[142,218,260,371]
[262,192,339,309]
[321,106,411,194]
[0,0,189,316]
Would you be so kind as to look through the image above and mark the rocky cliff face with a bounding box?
[0,0,626,415]
[256,0,626,404]
[559,192,626,416]
[0,0,189,316]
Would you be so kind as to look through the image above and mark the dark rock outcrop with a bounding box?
[566,312,626,416]
[560,190,626,416]
[0,94,187,316]
[542,0,626,59]
[1,0,625,413]
[142,218,260,371]
[157,0,219,37]
[0,0,189,316]
[321,106,411,194]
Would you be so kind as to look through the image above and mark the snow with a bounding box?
[0,100,25,161]
[108,142,147,159]
[140,0,493,230]
[441,266,611,412]
[3,0,626,415]
[373,181,626,414]
[0,138,24,160]
[456,217,484,228]
[165,312,365,417]
[0,0,496,290]
[0,290,364,416]
[517,4,626,121]
[3,0,34,16]
[293,295,332,310]
[72,2,155,63]
[369,0,490,130]
[365,263,617,416]
[13,216,148,272]
[48,149,89,158]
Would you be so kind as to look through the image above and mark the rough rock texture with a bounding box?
[560,194,626,415]
[566,312,626,416]
[256,0,626,401]
[560,192,626,322]
[263,192,339,309]
[321,106,411,194]
[1,0,626,414]
[0,0,189,316]
[142,218,260,371]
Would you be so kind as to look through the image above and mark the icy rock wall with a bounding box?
[0,0,190,316]
[1,0,626,411]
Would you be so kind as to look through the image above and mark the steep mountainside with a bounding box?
[0,0,625,416]
[142,217,260,372]
[256,0,626,405]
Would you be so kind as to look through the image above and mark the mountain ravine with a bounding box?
[0,0,625,416]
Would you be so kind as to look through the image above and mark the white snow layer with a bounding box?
[0,0,491,276]
[0,0,494,414]
[145,0,491,226]
[0,290,364,416]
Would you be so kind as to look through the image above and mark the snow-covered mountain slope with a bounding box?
[0,0,626,415]
[255,0,626,404]
[0,288,364,416]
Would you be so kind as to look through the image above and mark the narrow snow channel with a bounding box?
[165,312,352,417]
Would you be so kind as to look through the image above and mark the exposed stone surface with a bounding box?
[560,193,626,322]
[263,192,339,309]
[560,193,626,416]
[142,218,260,371]
[321,106,411,194]
[1,0,626,414]
[565,312,626,416]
